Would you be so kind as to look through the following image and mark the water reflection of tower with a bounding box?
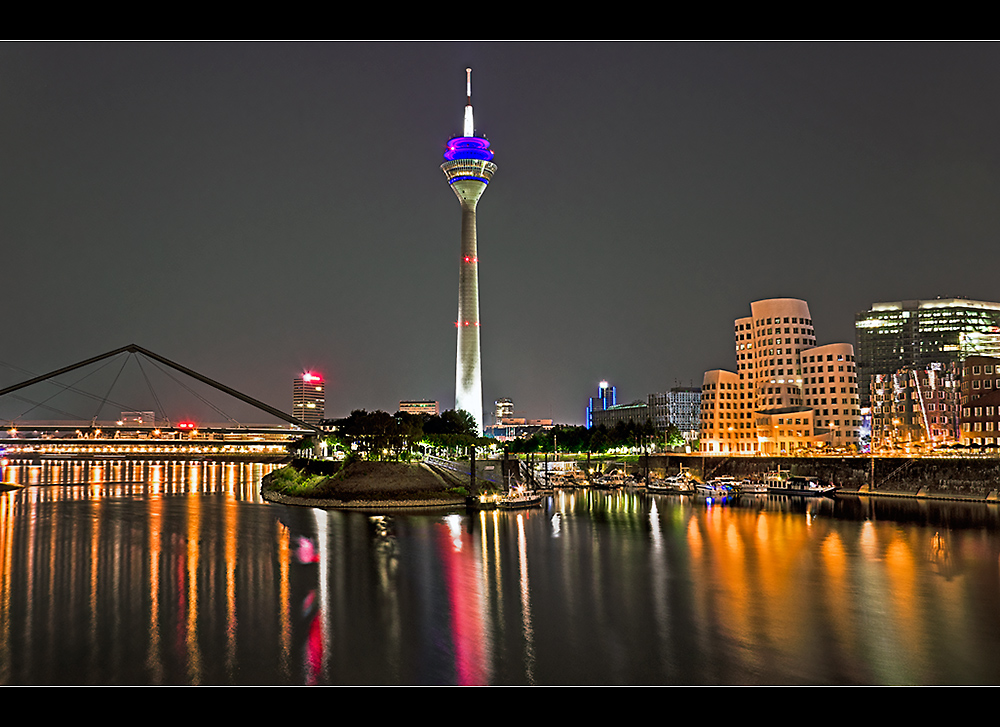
[442,68,496,435]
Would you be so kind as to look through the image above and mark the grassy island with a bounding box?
[261,457,469,509]
[260,408,496,509]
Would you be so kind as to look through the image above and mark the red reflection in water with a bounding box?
[436,521,487,685]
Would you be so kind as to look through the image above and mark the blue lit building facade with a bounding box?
[586,381,617,429]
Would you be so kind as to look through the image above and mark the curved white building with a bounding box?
[800,343,861,450]
[703,297,861,454]
[700,369,741,454]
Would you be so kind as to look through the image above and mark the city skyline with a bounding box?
[2,43,1000,425]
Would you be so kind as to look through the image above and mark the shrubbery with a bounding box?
[268,465,334,497]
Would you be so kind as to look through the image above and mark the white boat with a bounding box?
[498,489,543,509]
[648,472,696,493]
[474,482,543,510]
[696,476,739,497]
[740,478,768,494]
[593,470,629,489]
[764,470,836,496]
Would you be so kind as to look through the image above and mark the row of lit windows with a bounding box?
[966,422,998,431]
[964,406,998,417]
[970,364,997,374]
[736,316,813,331]
[964,379,1000,390]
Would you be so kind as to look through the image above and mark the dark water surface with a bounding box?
[2,458,1000,685]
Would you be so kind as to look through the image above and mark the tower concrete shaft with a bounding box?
[445,174,489,433]
[441,69,495,435]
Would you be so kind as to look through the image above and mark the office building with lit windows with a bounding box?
[871,362,961,451]
[484,398,553,441]
[587,386,700,441]
[590,400,649,430]
[648,387,701,440]
[293,372,325,427]
[494,398,514,423]
[399,400,439,416]
[702,298,861,454]
[855,298,1000,408]
[960,355,1000,447]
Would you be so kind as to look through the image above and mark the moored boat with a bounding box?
[498,489,543,509]
[764,469,836,496]
[593,469,628,489]
[696,476,739,497]
[648,472,696,494]
[471,485,543,510]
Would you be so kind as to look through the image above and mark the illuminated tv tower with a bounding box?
[442,68,496,435]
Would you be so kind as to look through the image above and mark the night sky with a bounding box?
[1,42,999,426]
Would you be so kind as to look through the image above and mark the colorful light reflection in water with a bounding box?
[3,463,1000,684]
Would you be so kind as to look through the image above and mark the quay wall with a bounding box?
[633,455,1000,499]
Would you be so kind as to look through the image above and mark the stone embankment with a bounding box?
[634,454,1000,502]
[260,459,466,509]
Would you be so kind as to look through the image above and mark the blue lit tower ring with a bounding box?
[442,69,495,435]
[442,138,496,191]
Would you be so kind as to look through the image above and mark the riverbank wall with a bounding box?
[631,455,1000,500]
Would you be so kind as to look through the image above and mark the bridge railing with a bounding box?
[425,454,541,490]
[425,455,508,489]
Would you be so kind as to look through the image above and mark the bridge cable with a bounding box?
[11,355,131,424]
[1,356,138,418]
[135,356,169,428]
[0,357,135,416]
[4,395,86,423]
[90,354,131,426]
[143,357,245,428]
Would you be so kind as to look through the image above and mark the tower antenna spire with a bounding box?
[464,67,474,137]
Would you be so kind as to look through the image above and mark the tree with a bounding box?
[664,424,684,448]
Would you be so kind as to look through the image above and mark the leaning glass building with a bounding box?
[855,298,1000,408]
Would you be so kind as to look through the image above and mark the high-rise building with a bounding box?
[293,372,324,427]
[399,400,439,416]
[442,68,496,435]
[494,397,514,423]
[702,298,861,454]
[586,380,617,429]
[855,298,1000,407]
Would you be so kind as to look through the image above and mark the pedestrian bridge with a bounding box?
[0,344,322,459]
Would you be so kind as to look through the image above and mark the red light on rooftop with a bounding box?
[302,372,322,382]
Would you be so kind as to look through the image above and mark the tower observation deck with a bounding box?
[442,68,496,435]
